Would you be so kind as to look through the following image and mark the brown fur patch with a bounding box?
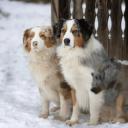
[60,82,71,100]
[56,71,63,81]
[74,33,84,47]
[71,89,76,106]
[39,28,55,48]
[71,24,85,47]
[23,29,34,52]
[115,94,126,120]
[44,37,55,48]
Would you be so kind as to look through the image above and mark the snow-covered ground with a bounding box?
[0,0,128,128]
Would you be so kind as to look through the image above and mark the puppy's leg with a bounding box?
[55,93,70,121]
[89,91,104,125]
[114,94,126,123]
[66,89,79,126]
[39,97,49,118]
[39,89,49,118]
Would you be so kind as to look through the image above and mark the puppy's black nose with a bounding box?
[33,41,38,47]
[64,38,70,46]
[91,87,102,94]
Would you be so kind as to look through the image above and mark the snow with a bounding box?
[0,0,128,128]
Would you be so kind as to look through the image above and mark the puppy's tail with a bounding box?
[117,60,128,66]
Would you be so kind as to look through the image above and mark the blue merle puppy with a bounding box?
[91,58,128,123]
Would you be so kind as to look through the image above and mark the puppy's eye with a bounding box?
[61,29,66,34]
[40,34,45,39]
[72,30,78,35]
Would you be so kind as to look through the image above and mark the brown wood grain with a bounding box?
[85,0,96,25]
[51,0,128,59]
[96,0,109,52]
[110,0,123,59]
[51,0,70,25]
[124,0,128,59]
[73,0,84,19]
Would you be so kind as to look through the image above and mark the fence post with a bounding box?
[124,0,128,59]
[85,0,96,25]
[51,0,70,25]
[109,0,122,59]
[73,0,83,19]
[96,0,109,51]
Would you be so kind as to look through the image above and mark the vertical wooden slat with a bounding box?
[107,0,112,56]
[97,0,109,52]
[51,0,59,25]
[85,0,96,25]
[73,0,83,19]
[51,0,70,25]
[110,0,122,59]
[59,0,71,20]
[121,0,126,60]
[124,0,128,59]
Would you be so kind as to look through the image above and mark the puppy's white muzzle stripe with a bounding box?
[62,20,75,48]
[31,28,44,50]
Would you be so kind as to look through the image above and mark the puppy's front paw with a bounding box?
[87,119,99,125]
[39,113,49,119]
[66,119,79,126]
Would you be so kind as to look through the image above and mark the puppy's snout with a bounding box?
[64,38,70,46]
[33,41,38,47]
[91,87,102,94]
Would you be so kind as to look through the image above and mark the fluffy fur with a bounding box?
[23,26,71,120]
[54,19,108,125]
[91,59,128,123]
[54,19,128,125]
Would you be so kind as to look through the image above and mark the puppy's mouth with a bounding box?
[91,87,102,94]
[32,47,42,52]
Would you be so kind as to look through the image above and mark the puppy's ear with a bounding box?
[77,19,93,41]
[23,28,31,52]
[53,19,65,38]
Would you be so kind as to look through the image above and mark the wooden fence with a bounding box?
[51,0,128,60]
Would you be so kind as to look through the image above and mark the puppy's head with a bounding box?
[91,72,105,94]
[53,19,93,48]
[23,26,55,53]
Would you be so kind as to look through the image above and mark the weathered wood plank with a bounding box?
[85,0,96,25]
[124,0,128,59]
[51,0,59,25]
[51,0,70,25]
[96,0,109,52]
[110,0,122,59]
[73,0,83,19]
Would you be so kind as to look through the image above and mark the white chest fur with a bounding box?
[57,36,104,110]
[59,54,94,110]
